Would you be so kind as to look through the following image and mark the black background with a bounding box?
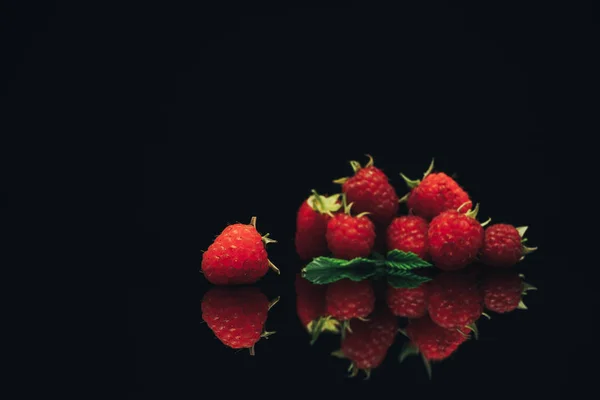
[1,1,594,398]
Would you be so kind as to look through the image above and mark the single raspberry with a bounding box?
[325,196,376,260]
[427,206,485,271]
[201,216,279,284]
[295,274,339,342]
[400,159,472,220]
[428,271,484,330]
[295,191,342,260]
[325,279,375,321]
[480,224,537,267]
[404,315,470,361]
[481,269,537,313]
[386,215,429,260]
[333,155,399,226]
[333,307,398,378]
[201,286,279,355]
[386,282,430,318]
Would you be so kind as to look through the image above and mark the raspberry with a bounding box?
[325,279,375,321]
[481,269,537,313]
[386,282,430,318]
[400,160,471,220]
[427,271,483,330]
[428,208,484,271]
[480,224,537,267]
[295,274,339,340]
[386,215,429,260]
[295,191,341,260]
[201,286,278,355]
[334,155,399,226]
[335,307,398,378]
[405,315,470,361]
[325,198,376,260]
[201,216,279,284]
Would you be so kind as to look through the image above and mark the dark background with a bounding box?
[1,1,593,398]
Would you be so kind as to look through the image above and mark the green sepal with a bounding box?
[331,349,346,359]
[421,354,432,380]
[309,316,340,345]
[398,342,420,363]
[309,190,342,215]
[464,323,479,340]
[523,282,538,292]
[517,300,528,310]
[400,173,421,189]
[516,226,528,237]
[522,245,538,255]
[463,202,479,217]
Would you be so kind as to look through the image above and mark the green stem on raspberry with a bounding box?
[523,282,538,292]
[249,346,255,356]
[249,216,257,228]
[421,354,432,380]
[260,330,276,338]
[362,368,372,380]
[331,349,346,359]
[348,363,359,377]
[522,245,538,255]
[400,173,421,189]
[398,342,419,363]
[261,233,277,245]
[516,226,528,237]
[268,296,280,311]
[465,323,479,340]
[464,202,480,218]
[355,211,370,219]
[349,160,362,173]
[310,189,325,211]
[423,158,435,178]
[398,192,410,203]
[517,300,528,310]
[480,217,492,227]
[333,176,349,185]
[268,259,280,275]
[365,154,374,168]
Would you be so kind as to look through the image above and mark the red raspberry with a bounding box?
[326,213,375,260]
[201,216,279,284]
[295,191,341,260]
[201,286,278,355]
[428,209,484,271]
[386,215,429,260]
[386,282,430,318]
[325,279,375,321]
[400,160,471,220]
[334,155,399,226]
[427,272,483,330]
[481,269,537,313]
[405,315,470,361]
[337,307,398,377]
[480,224,536,267]
[295,274,339,337]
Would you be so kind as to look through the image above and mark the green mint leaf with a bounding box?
[386,249,432,270]
[387,271,431,289]
[301,256,379,285]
